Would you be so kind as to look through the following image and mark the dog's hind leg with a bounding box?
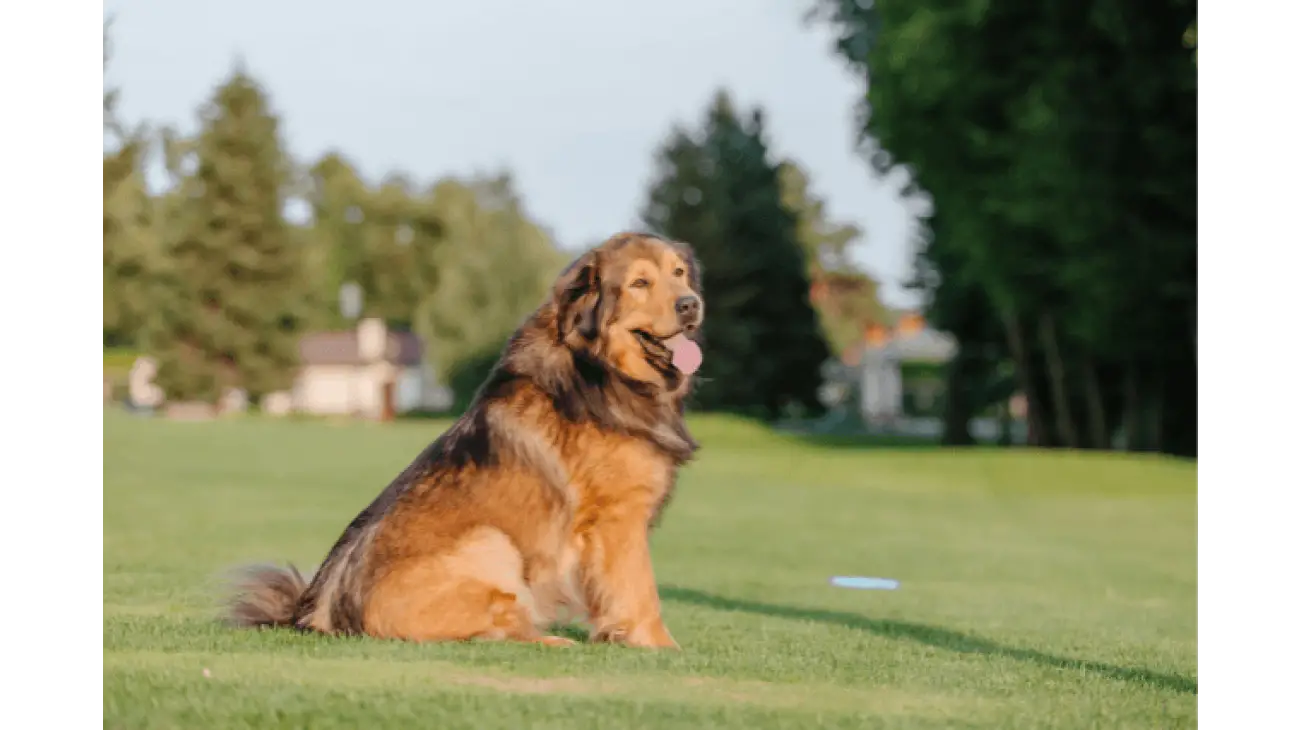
[363,527,574,646]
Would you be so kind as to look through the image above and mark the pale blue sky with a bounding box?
[104,0,922,308]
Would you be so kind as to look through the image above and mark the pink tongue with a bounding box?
[665,334,703,375]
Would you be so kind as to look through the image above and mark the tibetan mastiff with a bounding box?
[225,232,705,649]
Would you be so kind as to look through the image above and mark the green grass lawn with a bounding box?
[104,411,1197,729]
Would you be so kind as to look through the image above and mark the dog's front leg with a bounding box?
[577,518,678,650]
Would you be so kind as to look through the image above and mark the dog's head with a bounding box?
[553,232,704,390]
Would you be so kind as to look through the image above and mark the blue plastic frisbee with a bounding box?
[829,576,900,590]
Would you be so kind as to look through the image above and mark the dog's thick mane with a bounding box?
[493,302,698,460]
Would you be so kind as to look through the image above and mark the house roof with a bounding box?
[885,327,957,362]
[298,330,424,367]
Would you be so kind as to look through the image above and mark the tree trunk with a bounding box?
[940,346,976,446]
[1038,312,1079,449]
[1149,378,1165,455]
[1081,356,1109,449]
[997,402,1013,446]
[1123,362,1143,451]
[1000,310,1047,447]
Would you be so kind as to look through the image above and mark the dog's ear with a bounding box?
[554,250,603,340]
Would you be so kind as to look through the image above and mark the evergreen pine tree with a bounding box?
[642,91,830,418]
[103,146,160,348]
[144,67,307,404]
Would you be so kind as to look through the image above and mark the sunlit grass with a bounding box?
[105,410,1196,729]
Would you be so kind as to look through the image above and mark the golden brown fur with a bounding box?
[225,232,705,649]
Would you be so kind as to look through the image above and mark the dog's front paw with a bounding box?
[630,621,680,650]
[589,621,628,645]
[591,620,679,650]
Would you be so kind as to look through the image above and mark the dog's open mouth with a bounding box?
[633,329,703,375]
[633,330,671,357]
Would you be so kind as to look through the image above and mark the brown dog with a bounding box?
[225,232,705,649]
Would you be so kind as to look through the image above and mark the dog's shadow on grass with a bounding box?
[660,585,1197,696]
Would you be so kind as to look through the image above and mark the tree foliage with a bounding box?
[777,160,889,355]
[103,20,159,348]
[303,155,446,331]
[812,0,1197,455]
[414,173,567,397]
[104,38,882,423]
[143,68,309,403]
[304,153,369,327]
[103,147,160,348]
[643,92,830,418]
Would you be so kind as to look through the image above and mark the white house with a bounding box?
[121,318,451,419]
[844,313,957,426]
[858,343,904,422]
[292,318,452,419]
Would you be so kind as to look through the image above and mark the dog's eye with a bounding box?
[630,278,650,289]
[673,268,686,277]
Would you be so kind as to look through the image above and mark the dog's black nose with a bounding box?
[675,296,701,319]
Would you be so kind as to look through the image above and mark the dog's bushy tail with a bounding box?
[224,564,310,629]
